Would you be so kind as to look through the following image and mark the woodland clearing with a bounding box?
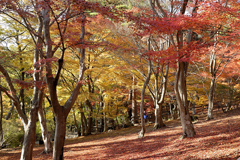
[0,108,240,160]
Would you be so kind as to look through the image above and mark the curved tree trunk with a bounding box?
[21,90,43,160]
[153,63,168,129]
[5,103,14,120]
[175,62,196,139]
[21,106,39,160]
[21,10,44,159]
[20,73,44,160]
[139,58,151,138]
[138,70,151,138]
[38,105,51,153]
[139,36,152,138]
[173,0,197,137]
[43,6,87,158]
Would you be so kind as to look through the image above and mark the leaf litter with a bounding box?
[0,108,240,160]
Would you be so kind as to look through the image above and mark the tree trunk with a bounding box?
[153,62,168,129]
[83,114,88,136]
[99,89,104,132]
[0,90,3,148]
[95,116,98,133]
[169,103,173,119]
[103,103,108,132]
[138,80,149,138]
[192,102,196,115]
[139,58,151,138]
[82,111,88,136]
[100,115,104,132]
[80,112,85,136]
[72,108,80,136]
[38,105,51,153]
[86,100,92,135]
[20,105,39,160]
[95,106,100,133]
[154,102,165,129]
[20,72,26,115]
[131,75,138,124]
[5,103,14,120]
[53,108,66,160]
[79,103,87,136]
[207,78,216,120]
[21,10,44,159]
[174,62,196,139]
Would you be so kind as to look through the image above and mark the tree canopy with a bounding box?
[0,0,240,159]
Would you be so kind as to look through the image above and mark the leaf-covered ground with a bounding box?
[1,108,240,160]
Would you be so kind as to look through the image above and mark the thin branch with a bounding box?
[0,85,17,102]
[148,85,156,100]
[155,0,167,17]
[192,61,209,99]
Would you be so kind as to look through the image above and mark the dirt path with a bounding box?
[1,108,240,160]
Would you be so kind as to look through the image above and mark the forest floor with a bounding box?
[1,107,240,160]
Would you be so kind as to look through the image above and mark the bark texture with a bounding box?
[0,90,3,148]
[5,103,14,120]
[131,75,138,124]
[173,1,197,138]
[154,102,165,129]
[207,32,218,120]
[138,62,151,138]
[138,38,152,138]
[21,103,40,160]
[174,61,196,138]
[38,105,52,153]
[42,7,86,159]
[72,108,80,136]
[152,63,168,129]
[207,78,216,120]
[103,103,108,132]
[86,100,93,135]
[53,108,66,160]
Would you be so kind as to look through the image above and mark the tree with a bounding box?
[145,0,200,138]
[0,14,52,153]
[0,78,3,149]
[127,0,197,137]
[0,6,45,159]
[1,0,121,159]
[173,3,197,138]
[189,0,240,120]
[41,1,122,159]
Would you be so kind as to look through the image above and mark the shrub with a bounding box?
[3,119,24,147]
